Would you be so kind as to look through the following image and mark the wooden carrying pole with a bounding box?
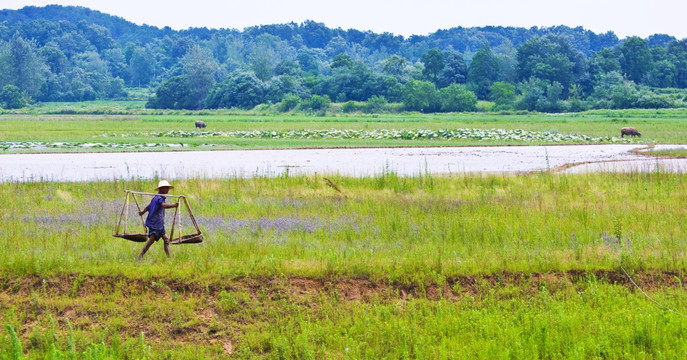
[169,205,178,241]
[115,191,128,235]
[177,200,182,241]
[126,190,186,198]
[114,191,146,235]
[182,196,200,232]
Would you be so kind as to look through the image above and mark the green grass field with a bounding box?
[2,104,687,152]
[2,104,687,358]
[2,172,687,358]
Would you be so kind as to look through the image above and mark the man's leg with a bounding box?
[162,234,171,258]
[137,234,156,260]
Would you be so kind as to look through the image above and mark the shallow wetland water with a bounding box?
[2,144,687,181]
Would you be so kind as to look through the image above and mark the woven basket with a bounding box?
[112,233,150,242]
[168,233,204,245]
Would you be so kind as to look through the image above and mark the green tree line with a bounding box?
[0,5,685,112]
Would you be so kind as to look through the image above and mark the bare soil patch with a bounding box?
[2,269,684,301]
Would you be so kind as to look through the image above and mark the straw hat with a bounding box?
[155,180,174,190]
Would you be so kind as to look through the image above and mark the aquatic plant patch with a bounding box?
[0,141,204,151]
[104,128,633,143]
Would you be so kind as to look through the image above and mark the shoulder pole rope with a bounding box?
[130,192,146,232]
[177,199,182,241]
[124,191,130,234]
[182,196,201,235]
[167,196,201,242]
[169,204,179,242]
[115,192,127,235]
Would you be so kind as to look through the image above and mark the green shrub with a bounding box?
[0,85,26,109]
[278,94,301,112]
[342,101,358,113]
[364,95,388,113]
[635,91,676,109]
[438,84,477,112]
[301,94,331,111]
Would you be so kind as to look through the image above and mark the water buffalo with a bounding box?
[621,127,641,137]
[195,120,206,129]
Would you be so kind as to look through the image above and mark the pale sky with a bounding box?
[2,0,686,39]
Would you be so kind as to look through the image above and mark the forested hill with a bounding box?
[0,5,631,56]
[0,5,168,44]
[0,5,685,113]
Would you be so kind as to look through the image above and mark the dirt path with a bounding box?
[1,269,683,302]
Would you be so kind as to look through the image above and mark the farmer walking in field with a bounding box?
[137,180,179,260]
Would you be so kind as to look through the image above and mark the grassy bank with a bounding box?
[2,172,687,279]
[645,148,687,158]
[1,172,687,357]
[3,274,687,358]
[2,107,687,152]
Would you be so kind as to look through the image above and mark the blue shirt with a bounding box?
[144,195,166,230]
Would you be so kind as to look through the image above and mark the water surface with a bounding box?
[2,144,686,182]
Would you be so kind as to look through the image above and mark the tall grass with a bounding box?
[0,172,685,281]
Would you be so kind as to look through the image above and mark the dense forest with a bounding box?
[0,5,686,112]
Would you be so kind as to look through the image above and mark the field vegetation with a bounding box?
[2,106,687,153]
[2,171,687,357]
[645,148,687,158]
